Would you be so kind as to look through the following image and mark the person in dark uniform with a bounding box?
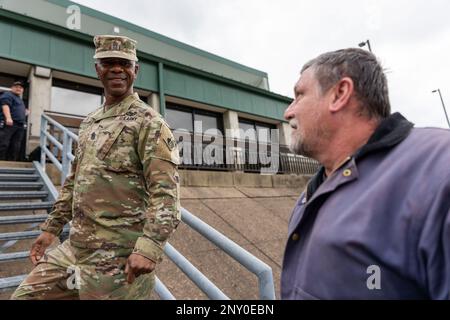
[0,80,28,161]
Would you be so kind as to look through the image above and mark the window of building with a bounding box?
[51,79,103,117]
[238,119,275,144]
[165,107,193,132]
[165,103,223,135]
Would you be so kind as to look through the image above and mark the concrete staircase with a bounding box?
[0,162,54,294]
[0,161,303,299]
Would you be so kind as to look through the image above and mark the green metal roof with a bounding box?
[0,0,270,89]
[0,0,293,122]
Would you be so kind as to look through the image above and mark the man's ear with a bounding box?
[94,63,101,79]
[329,77,354,113]
[134,63,140,80]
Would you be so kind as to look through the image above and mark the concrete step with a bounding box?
[0,182,43,191]
[0,168,35,175]
[0,174,40,182]
[0,227,68,241]
[0,202,53,212]
[0,230,41,241]
[0,214,47,225]
[0,275,26,290]
[0,191,48,200]
[0,161,33,169]
[0,251,29,262]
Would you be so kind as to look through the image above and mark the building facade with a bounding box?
[0,0,309,174]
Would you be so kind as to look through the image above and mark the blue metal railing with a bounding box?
[181,208,275,299]
[35,114,275,300]
[40,114,78,186]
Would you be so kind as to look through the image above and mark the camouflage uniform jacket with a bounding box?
[41,93,181,263]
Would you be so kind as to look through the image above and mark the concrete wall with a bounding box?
[223,110,239,139]
[278,122,292,147]
[179,169,311,189]
[148,92,160,114]
[46,165,311,189]
[27,66,52,153]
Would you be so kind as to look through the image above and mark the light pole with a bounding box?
[432,89,450,129]
[358,39,372,53]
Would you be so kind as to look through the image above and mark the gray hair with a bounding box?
[301,48,391,119]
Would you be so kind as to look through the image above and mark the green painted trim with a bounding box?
[0,8,291,104]
[140,52,292,103]
[166,93,288,123]
[0,7,292,122]
[0,11,157,91]
[158,62,166,117]
[162,66,289,121]
[45,0,268,77]
[0,7,91,43]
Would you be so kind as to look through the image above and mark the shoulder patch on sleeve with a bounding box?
[154,123,180,165]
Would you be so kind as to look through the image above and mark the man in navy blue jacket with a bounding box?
[0,80,28,161]
[282,48,450,299]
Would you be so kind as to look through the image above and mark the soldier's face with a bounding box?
[95,58,139,97]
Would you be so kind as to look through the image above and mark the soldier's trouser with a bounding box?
[10,240,155,300]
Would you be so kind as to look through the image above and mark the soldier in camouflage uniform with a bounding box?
[11,35,180,300]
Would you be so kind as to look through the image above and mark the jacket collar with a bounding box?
[92,93,139,122]
[306,112,414,200]
[354,112,414,160]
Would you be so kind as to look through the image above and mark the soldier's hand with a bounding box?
[5,118,13,126]
[30,231,56,265]
[125,253,156,284]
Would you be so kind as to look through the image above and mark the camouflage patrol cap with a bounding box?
[93,35,138,61]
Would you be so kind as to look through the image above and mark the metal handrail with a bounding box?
[40,114,78,186]
[34,114,275,300]
[164,243,229,300]
[181,208,275,300]
[42,113,79,141]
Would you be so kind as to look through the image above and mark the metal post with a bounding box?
[158,62,166,117]
[366,40,372,53]
[358,39,373,53]
[40,116,47,172]
[432,89,450,129]
[61,133,71,186]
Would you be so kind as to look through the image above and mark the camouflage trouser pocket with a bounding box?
[79,262,155,300]
[11,241,79,300]
[76,247,155,300]
[11,261,79,300]
[11,241,155,300]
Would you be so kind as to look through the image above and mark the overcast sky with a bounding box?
[75,0,450,128]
